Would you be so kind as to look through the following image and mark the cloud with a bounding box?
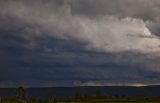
[1,0,160,87]
[1,0,160,53]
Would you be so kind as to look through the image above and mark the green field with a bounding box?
[81,99,142,103]
[77,98,160,103]
[2,98,160,103]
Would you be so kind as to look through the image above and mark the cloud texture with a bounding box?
[1,0,160,53]
[1,0,160,87]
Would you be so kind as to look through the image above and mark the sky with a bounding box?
[1,0,160,87]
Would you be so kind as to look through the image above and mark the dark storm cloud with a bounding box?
[71,0,160,18]
[70,0,160,35]
[1,0,160,87]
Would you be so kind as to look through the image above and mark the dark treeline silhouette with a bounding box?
[0,87,117,103]
[1,86,160,103]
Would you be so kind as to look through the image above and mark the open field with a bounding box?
[79,99,156,103]
[2,98,160,103]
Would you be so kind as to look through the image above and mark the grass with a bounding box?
[2,98,160,103]
[1,96,160,103]
[78,98,160,103]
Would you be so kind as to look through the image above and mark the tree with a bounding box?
[96,89,102,98]
[16,87,27,99]
[75,92,82,99]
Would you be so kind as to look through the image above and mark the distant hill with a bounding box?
[1,86,160,99]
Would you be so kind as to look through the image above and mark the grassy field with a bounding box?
[79,99,151,103]
[2,98,160,103]
[81,99,140,103]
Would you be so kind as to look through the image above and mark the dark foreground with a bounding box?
[1,86,160,103]
[1,97,160,103]
[1,86,160,99]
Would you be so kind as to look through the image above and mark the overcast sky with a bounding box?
[1,0,160,87]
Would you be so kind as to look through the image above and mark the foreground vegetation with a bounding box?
[1,87,160,103]
[2,97,160,103]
